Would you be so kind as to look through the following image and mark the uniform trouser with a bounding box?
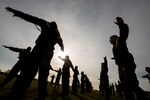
[0,60,22,87]
[118,63,148,100]
[37,52,53,100]
[62,75,69,96]
[104,86,110,100]
[81,83,85,93]
[7,59,38,100]
[72,78,78,93]
[55,77,60,89]
[38,65,50,100]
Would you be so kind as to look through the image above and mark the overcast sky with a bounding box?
[0,0,150,91]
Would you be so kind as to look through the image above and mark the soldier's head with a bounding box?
[109,35,118,45]
[50,21,57,29]
[27,46,32,52]
[75,66,78,69]
[81,71,84,75]
[59,68,61,71]
[65,55,69,60]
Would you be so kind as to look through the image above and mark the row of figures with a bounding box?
[100,81,124,98]
[99,56,149,100]
[0,7,149,100]
[49,67,93,95]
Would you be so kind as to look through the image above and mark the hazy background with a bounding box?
[0,0,150,91]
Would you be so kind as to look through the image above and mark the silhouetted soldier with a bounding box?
[142,67,150,83]
[89,81,93,92]
[53,68,62,89]
[100,56,110,100]
[6,7,64,100]
[99,78,104,96]
[109,17,148,100]
[77,78,80,92]
[72,66,79,94]
[59,55,74,98]
[80,71,85,93]
[84,74,90,93]
[50,74,55,85]
[0,45,31,88]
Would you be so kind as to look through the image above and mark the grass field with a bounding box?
[0,73,149,100]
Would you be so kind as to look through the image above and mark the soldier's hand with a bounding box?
[2,45,7,48]
[5,7,16,17]
[114,21,119,26]
[6,7,14,12]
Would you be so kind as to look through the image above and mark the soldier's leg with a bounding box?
[0,60,22,87]
[38,65,50,100]
[119,66,136,100]
[7,59,38,100]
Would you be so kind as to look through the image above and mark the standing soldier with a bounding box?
[0,45,31,88]
[6,7,64,100]
[72,66,79,94]
[80,71,85,93]
[59,55,74,98]
[53,68,62,90]
[100,56,110,100]
[109,17,148,100]
[50,74,55,85]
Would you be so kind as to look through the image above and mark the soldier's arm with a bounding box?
[119,24,129,42]
[58,56,65,61]
[115,17,129,42]
[70,61,74,72]
[6,7,46,27]
[56,30,64,51]
[2,45,23,52]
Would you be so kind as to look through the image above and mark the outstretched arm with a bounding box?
[58,56,65,61]
[114,17,129,42]
[6,7,45,26]
[2,45,23,52]
[55,30,64,51]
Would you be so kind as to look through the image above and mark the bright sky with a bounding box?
[0,0,150,91]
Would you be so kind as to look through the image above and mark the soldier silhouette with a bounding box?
[80,71,85,93]
[110,17,148,100]
[72,66,79,94]
[53,68,62,89]
[100,56,110,100]
[59,55,74,98]
[84,74,89,93]
[50,74,55,85]
[5,7,64,100]
[0,45,31,88]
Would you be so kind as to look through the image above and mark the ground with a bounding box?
[0,72,149,100]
